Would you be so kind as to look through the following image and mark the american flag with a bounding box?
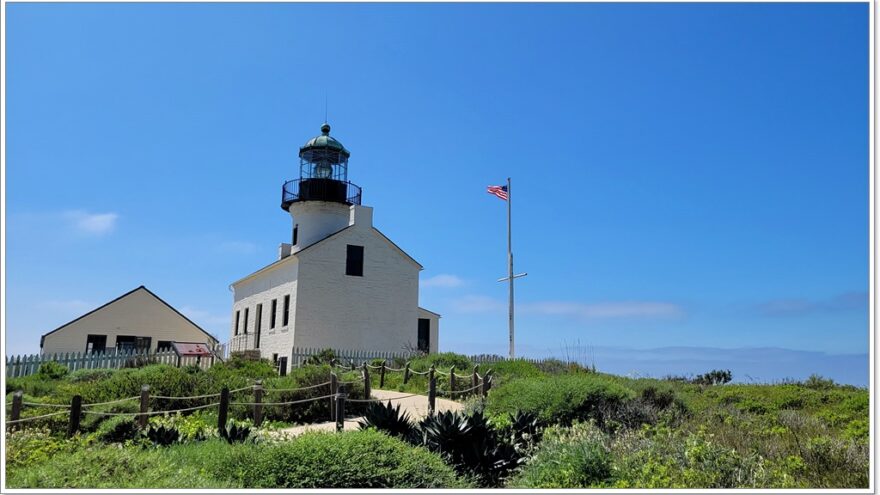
[487,184,508,201]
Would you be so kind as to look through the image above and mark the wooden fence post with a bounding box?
[67,395,82,437]
[428,374,436,415]
[403,362,411,384]
[217,387,229,433]
[335,384,346,432]
[10,391,23,430]
[449,366,455,394]
[253,380,263,427]
[330,372,338,421]
[482,372,492,398]
[138,385,150,429]
[472,365,479,391]
[379,360,386,388]
[362,363,371,399]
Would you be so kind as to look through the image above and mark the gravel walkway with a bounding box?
[272,389,464,438]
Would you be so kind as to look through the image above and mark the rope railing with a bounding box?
[436,383,482,396]
[152,392,221,400]
[82,402,220,416]
[262,381,331,393]
[6,410,69,424]
[346,393,424,403]
[21,402,70,408]
[82,396,142,407]
[230,393,336,407]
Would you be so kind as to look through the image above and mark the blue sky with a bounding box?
[5,3,870,385]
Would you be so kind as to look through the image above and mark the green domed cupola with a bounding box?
[281,123,362,210]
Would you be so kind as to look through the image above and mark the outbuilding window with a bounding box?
[234,310,240,336]
[283,295,291,326]
[85,334,107,354]
[346,245,364,277]
[270,299,277,329]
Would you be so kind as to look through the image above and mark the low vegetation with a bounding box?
[4,353,868,489]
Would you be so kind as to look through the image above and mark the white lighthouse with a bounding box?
[228,123,439,372]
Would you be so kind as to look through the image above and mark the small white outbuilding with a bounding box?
[40,286,220,355]
[228,123,440,371]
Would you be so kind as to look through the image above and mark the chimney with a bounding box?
[278,243,293,260]
[349,205,373,228]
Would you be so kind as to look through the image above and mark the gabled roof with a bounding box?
[232,224,423,287]
[418,307,442,318]
[40,286,219,348]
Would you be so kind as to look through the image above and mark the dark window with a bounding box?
[85,334,107,354]
[234,310,240,336]
[418,319,430,353]
[272,353,279,365]
[293,224,298,245]
[157,341,173,352]
[116,336,151,353]
[346,245,364,276]
[270,299,277,329]
[243,307,249,334]
[255,304,262,349]
[278,356,288,376]
[283,295,291,326]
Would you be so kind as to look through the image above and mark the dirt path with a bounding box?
[272,389,464,438]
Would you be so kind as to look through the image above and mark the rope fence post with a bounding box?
[138,385,150,429]
[217,387,229,433]
[428,373,436,415]
[449,366,455,394]
[335,384,346,432]
[362,363,371,399]
[67,395,82,438]
[10,391,22,430]
[330,372,337,421]
[403,362,411,384]
[472,365,479,392]
[253,380,263,427]
[379,360,386,388]
[482,372,492,398]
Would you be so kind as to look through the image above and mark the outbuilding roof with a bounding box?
[39,286,219,348]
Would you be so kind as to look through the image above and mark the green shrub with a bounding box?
[37,361,69,380]
[5,441,231,488]
[215,429,469,488]
[486,374,634,426]
[6,375,59,398]
[509,423,612,488]
[95,416,140,443]
[5,428,73,469]
[483,359,543,381]
[409,352,473,372]
[66,368,116,383]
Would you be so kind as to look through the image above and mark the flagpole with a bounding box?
[507,177,514,359]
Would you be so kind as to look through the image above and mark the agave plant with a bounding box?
[144,424,180,446]
[417,410,524,487]
[358,401,416,441]
[219,423,252,444]
[505,410,544,448]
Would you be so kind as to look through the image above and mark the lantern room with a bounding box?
[281,123,362,209]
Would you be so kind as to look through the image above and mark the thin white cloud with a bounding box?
[420,274,465,288]
[450,295,684,320]
[63,210,119,235]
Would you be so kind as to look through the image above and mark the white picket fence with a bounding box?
[5,349,216,378]
[7,346,557,379]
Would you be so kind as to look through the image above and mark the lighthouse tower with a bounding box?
[282,123,363,253]
[228,122,440,373]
